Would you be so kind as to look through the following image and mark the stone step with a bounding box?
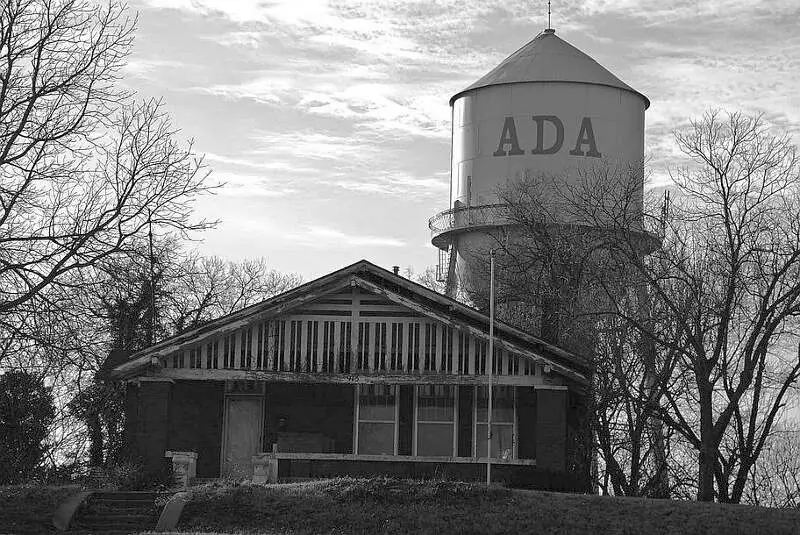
[87,501,158,512]
[67,490,169,534]
[92,491,166,500]
[79,511,155,520]
[73,521,156,531]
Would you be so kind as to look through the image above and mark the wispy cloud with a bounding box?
[291,226,406,248]
[124,58,187,80]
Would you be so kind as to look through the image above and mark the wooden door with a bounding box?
[222,396,263,479]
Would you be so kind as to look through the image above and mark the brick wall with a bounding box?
[535,388,567,471]
[168,380,224,478]
[127,380,172,474]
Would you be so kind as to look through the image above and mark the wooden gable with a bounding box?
[109,260,588,387]
[155,285,551,386]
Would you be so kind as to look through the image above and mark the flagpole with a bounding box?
[487,249,495,486]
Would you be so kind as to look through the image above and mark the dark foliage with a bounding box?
[0,371,56,483]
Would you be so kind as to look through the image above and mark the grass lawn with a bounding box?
[171,478,800,535]
[0,484,82,534]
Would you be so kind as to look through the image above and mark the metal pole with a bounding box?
[487,250,495,486]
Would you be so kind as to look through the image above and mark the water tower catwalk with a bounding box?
[429,28,650,321]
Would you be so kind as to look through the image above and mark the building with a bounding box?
[107,260,589,488]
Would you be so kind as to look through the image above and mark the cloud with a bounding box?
[291,226,406,248]
[324,172,447,198]
[212,172,298,198]
[204,152,318,174]
[123,59,187,80]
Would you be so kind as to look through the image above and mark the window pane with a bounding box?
[417,384,455,421]
[417,423,454,456]
[360,384,396,421]
[476,385,514,423]
[476,424,514,458]
[358,422,394,455]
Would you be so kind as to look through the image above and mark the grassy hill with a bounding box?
[175,478,800,535]
[0,484,82,534]
[3,479,799,534]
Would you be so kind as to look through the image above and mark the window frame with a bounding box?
[354,383,399,455]
[473,385,517,459]
[413,384,458,457]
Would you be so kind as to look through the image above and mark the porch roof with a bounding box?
[106,260,590,385]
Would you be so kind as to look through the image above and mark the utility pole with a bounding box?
[487,249,495,486]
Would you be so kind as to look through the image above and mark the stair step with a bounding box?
[87,504,157,513]
[68,490,171,533]
[73,521,156,531]
[92,491,166,500]
[80,512,154,519]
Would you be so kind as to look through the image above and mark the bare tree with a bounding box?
[403,265,447,295]
[165,255,302,333]
[478,111,800,503]
[555,111,800,502]
[744,425,800,507]
[0,0,215,350]
[469,164,673,498]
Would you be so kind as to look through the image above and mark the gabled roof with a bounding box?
[108,260,590,384]
[450,29,650,109]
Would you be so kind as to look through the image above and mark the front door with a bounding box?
[222,396,263,479]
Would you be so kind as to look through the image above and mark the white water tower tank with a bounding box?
[431,28,650,299]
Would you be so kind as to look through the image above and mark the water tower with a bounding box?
[429,27,650,339]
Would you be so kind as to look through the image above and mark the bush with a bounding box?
[0,371,56,484]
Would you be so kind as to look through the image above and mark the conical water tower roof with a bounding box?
[450,29,650,109]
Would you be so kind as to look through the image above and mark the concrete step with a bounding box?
[87,502,158,513]
[68,490,168,534]
[77,511,155,520]
[92,491,166,500]
[73,521,157,531]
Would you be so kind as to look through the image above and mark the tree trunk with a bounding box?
[697,384,715,501]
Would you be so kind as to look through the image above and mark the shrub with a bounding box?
[0,371,56,484]
[83,460,175,490]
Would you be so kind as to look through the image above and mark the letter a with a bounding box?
[493,117,525,157]
[569,117,602,158]
[531,116,564,155]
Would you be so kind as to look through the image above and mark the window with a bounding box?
[416,385,455,456]
[476,385,515,459]
[357,384,396,455]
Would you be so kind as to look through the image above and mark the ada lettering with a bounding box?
[493,116,601,158]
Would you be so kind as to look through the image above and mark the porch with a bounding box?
[126,377,570,486]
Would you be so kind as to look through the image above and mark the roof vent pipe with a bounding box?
[392,266,400,276]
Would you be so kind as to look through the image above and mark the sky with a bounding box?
[123,0,800,282]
